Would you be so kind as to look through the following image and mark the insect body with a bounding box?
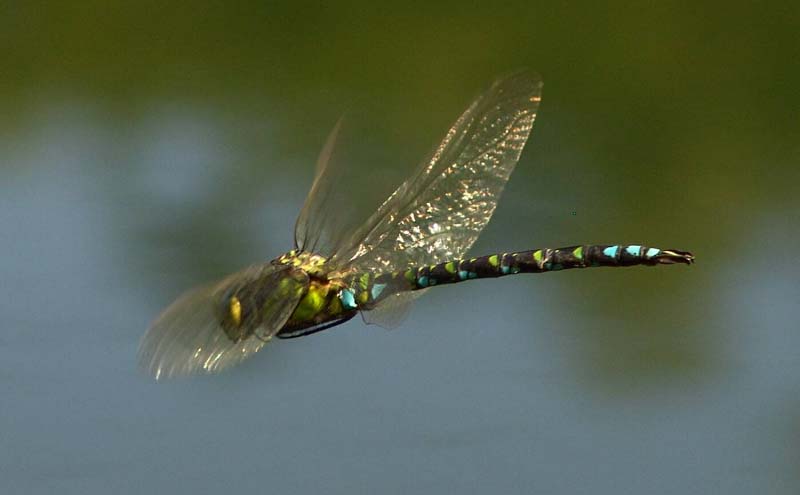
[138,71,693,380]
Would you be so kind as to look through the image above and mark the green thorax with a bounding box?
[274,250,360,336]
[275,250,331,278]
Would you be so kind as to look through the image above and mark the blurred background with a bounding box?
[1,3,798,494]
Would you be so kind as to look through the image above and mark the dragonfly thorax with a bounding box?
[270,250,360,337]
[275,250,331,278]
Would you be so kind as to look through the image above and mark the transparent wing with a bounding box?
[293,72,542,328]
[332,71,543,275]
[294,117,347,254]
[138,264,308,380]
[360,290,425,329]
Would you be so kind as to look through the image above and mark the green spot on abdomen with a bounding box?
[572,246,583,259]
[488,255,499,267]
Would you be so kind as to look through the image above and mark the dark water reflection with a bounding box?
[2,5,800,493]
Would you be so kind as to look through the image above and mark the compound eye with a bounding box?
[228,296,242,327]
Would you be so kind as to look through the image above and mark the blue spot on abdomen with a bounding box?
[371,283,387,300]
[603,246,619,258]
[339,289,357,310]
[625,245,642,256]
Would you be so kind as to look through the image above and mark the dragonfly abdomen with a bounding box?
[377,245,693,293]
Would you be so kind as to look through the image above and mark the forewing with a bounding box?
[138,264,308,380]
[333,71,543,275]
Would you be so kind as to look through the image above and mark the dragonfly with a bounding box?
[138,71,694,380]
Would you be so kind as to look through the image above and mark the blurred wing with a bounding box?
[138,264,308,380]
[333,71,543,275]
